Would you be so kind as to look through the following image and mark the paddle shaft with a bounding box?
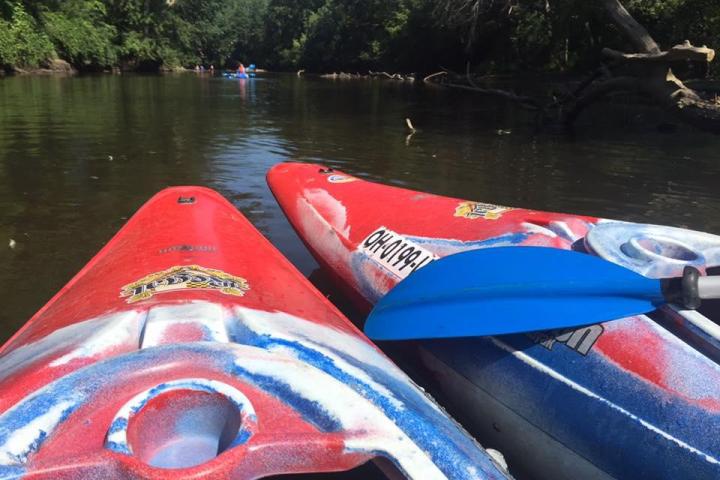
[700,276,720,298]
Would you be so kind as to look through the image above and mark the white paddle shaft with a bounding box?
[699,276,720,299]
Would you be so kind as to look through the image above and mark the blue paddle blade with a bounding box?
[364,246,666,340]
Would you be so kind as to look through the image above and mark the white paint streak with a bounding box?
[546,221,579,241]
[0,399,75,465]
[233,306,398,375]
[140,302,230,348]
[235,349,448,479]
[519,222,558,238]
[0,311,143,377]
[295,195,354,273]
[303,188,351,238]
[490,337,720,465]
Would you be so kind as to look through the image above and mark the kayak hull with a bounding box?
[0,187,509,479]
[267,162,720,480]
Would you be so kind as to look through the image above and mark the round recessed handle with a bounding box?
[106,379,256,469]
[620,235,701,264]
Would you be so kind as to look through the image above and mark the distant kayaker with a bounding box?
[237,63,246,75]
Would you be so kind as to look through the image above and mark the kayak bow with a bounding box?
[268,162,720,480]
[0,187,510,480]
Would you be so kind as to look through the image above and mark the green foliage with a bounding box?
[228,0,269,66]
[0,3,55,69]
[107,0,185,69]
[1,0,720,74]
[0,19,17,68]
[263,0,323,69]
[41,0,117,68]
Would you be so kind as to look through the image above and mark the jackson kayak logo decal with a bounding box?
[120,265,249,303]
[359,227,437,279]
[454,201,513,220]
[327,174,357,184]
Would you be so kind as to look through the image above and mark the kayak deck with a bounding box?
[267,162,720,480]
[0,187,510,479]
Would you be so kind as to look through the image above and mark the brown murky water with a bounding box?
[1,72,720,479]
[2,72,720,341]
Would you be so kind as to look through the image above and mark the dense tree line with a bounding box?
[1,0,719,75]
[0,0,267,71]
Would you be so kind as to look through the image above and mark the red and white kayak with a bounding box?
[267,162,720,480]
[0,187,511,479]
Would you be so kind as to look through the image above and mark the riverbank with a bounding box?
[1,62,201,77]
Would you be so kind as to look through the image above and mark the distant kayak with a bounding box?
[224,64,256,79]
[268,162,720,480]
[0,186,511,479]
[223,72,253,79]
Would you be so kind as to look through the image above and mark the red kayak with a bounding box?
[268,162,720,480]
[0,187,511,479]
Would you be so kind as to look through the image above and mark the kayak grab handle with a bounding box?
[106,379,256,469]
[621,235,700,263]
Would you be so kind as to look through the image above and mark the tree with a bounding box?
[40,0,117,69]
[432,0,720,133]
[106,0,183,70]
[0,3,54,69]
[564,0,720,133]
[263,0,323,69]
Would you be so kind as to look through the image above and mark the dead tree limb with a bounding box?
[600,0,659,54]
[602,42,715,64]
[423,71,447,83]
[563,0,720,133]
[563,77,643,125]
[432,81,542,110]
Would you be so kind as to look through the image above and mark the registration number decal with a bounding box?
[359,227,437,279]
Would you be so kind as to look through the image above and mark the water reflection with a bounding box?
[1,73,719,340]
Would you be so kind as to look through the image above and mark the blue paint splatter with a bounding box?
[0,465,25,479]
[227,362,342,432]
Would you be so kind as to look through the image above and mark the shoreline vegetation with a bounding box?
[3,1,720,132]
[1,1,718,76]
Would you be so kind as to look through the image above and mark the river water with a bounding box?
[2,72,720,340]
[1,72,720,478]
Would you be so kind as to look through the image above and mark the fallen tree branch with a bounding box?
[602,41,715,64]
[320,71,414,81]
[563,76,644,125]
[434,81,542,110]
[374,71,392,78]
[600,0,660,54]
[423,71,447,83]
[561,0,720,134]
